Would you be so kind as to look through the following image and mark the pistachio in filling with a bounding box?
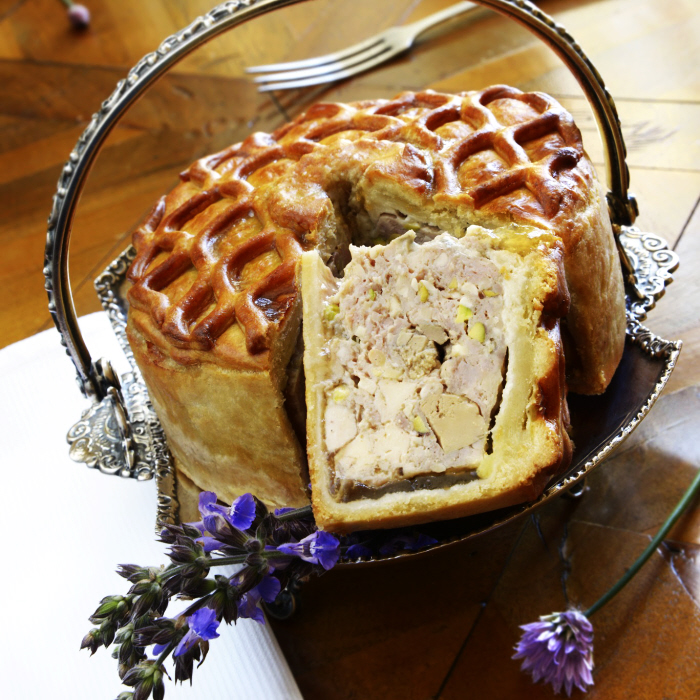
[320,232,508,500]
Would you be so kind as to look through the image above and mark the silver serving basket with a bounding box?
[44,0,681,562]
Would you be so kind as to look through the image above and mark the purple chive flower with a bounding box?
[513,610,594,696]
[64,2,91,29]
[198,491,256,534]
[277,530,340,570]
[173,608,221,658]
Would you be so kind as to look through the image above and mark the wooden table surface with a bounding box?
[2,0,699,698]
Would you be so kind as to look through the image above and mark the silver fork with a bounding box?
[246,1,482,92]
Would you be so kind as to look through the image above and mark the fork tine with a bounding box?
[250,1,485,92]
[251,41,392,86]
[255,46,400,92]
[245,35,385,73]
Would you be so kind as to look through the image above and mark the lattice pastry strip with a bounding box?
[434,86,583,216]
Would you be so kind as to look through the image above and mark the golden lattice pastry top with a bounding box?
[127,86,595,373]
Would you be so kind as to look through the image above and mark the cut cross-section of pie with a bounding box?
[302,226,573,532]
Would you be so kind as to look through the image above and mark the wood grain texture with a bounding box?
[1,0,699,698]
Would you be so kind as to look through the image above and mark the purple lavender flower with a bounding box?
[513,609,594,696]
[345,542,373,559]
[198,491,226,531]
[198,491,256,534]
[173,608,220,658]
[152,642,168,656]
[235,575,281,624]
[276,530,340,570]
[237,591,265,624]
[377,532,438,556]
[229,493,257,530]
[197,536,225,553]
[255,574,281,604]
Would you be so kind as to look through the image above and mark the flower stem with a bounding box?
[204,555,248,567]
[166,549,293,579]
[209,550,290,567]
[163,555,248,579]
[275,505,313,522]
[585,466,700,617]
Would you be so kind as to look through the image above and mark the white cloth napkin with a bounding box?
[0,312,303,700]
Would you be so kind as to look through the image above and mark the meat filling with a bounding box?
[320,232,508,501]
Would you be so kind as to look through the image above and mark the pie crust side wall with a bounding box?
[127,311,309,509]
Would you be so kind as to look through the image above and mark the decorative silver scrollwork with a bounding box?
[619,226,681,358]
[620,227,680,321]
[67,388,132,476]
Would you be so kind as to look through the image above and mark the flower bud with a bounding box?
[115,623,135,646]
[117,565,150,583]
[90,594,126,623]
[245,539,262,554]
[157,524,178,545]
[80,628,102,655]
[209,576,241,624]
[153,674,165,700]
[128,580,152,596]
[245,552,265,568]
[131,581,165,618]
[181,523,204,539]
[67,4,90,30]
[177,575,216,598]
[100,618,117,647]
[133,618,176,648]
[122,660,163,700]
[231,565,263,596]
[114,625,145,669]
[167,539,205,565]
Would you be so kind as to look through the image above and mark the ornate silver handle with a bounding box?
[44,0,675,486]
[44,0,299,401]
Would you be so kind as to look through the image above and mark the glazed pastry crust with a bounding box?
[126,86,623,511]
[127,308,308,509]
[301,231,573,532]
